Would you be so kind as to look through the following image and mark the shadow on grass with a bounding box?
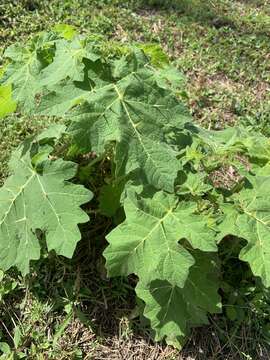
[134,0,270,35]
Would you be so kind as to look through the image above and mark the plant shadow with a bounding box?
[134,0,270,36]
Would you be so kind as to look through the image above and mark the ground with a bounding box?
[0,0,270,359]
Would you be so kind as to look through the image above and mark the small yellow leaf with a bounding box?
[53,24,77,40]
[0,84,17,118]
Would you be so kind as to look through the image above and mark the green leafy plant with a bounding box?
[1,27,270,348]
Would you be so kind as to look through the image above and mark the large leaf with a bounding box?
[105,188,221,347]
[1,35,97,113]
[218,175,270,287]
[105,189,217,287]
[39,38,91,87]
[3,35,192,192]
[136,251,221,348]
[36,58,113,116]
[0,139,92,274]
[1,44,44,111]
[69,69,191,192]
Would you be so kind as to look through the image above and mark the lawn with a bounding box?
[0,1,270,359]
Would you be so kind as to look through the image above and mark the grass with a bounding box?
[0,0,270,358]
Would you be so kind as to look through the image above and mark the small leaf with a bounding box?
[140,44,169,68]
[226,306,237,321]
[0,342,11,355]
[13,326,21,349]
[53,24,77,40]
[0,84,17,118]
[177,172,212,196]
[98,182,124,217]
